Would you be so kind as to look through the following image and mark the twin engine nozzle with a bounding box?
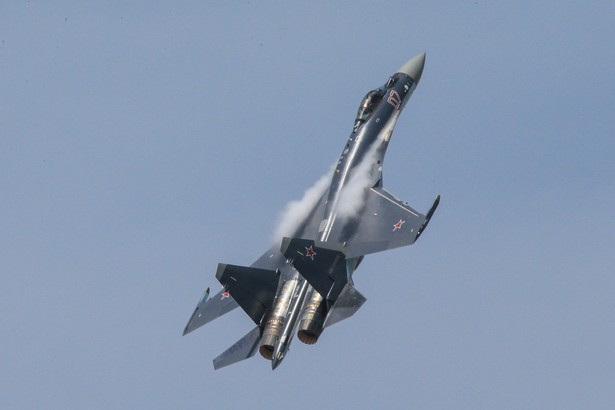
[259,279,327,361]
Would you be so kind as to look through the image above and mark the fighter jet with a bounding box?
[183,52,439,370]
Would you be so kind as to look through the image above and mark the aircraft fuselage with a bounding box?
[266,57,424,369]
[184,53,438,371]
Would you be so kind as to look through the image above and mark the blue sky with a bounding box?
[1,2,614,409]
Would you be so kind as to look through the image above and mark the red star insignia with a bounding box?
[393,219,405,231]
[305,246,317,260]
[221,291,230,299]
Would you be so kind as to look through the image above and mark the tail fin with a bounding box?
[213,326,261,370]
[215,264,279,325]
[280,237,348,304]
[281,237,367,328]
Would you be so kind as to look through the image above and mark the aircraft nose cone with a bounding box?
[397,52,426,84]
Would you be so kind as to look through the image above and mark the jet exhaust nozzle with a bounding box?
[259,321,281,360]
[297,289,327,345]
[259,277,298,360]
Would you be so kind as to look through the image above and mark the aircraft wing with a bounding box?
[183,287,238,335]
[183,243,286,336]
[183,175,331,337]
[345,187,439,258]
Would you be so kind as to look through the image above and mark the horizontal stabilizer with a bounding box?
[216,264,279,325]
[324,283,367,328]
[213,326,261,370]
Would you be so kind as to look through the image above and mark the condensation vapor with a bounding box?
[335,141,380,219]
[271,167,334,242]
[336,112,398,219]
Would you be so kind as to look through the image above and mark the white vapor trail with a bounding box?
[335,142,380,219]
[271,166,334,242]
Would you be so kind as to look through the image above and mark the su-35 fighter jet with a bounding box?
[183,52,440,370]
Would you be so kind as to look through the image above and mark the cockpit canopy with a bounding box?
[353,89,385,131]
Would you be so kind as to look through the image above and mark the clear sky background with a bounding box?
[2,2,614,409]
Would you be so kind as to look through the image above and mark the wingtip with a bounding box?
[415,195,440,241]
[182,307,198,336]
